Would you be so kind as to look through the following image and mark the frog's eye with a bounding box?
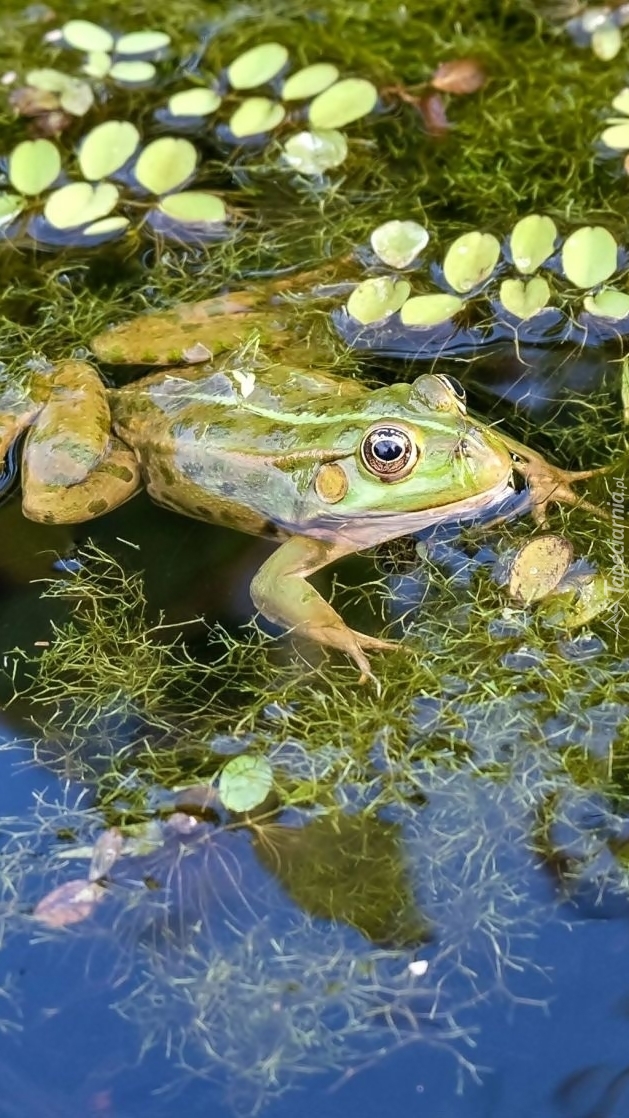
[360,424,419,481]
[435,374,466,412]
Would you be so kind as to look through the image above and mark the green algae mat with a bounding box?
[0,0,626,1111]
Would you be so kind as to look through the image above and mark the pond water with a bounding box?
[0,0,628,1115]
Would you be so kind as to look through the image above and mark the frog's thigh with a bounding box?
[22,437,141,524]
[249,534,396,680]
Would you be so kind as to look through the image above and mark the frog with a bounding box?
[0,339,606,682]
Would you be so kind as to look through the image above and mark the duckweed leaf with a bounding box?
[601,122,629,149]
[82,51,112,78]
[59,79,94,116]
[499,276,551,319]
[79,120,140,180]
[0,193,23,226]
[44,181,119,229]
[400,292,463,326]
[508,535,574,604]
[443,231,500,293]
[281,62,339,100]
[309,77,378,128]
[282,129,347,174]
[134,137,197,194]
[510,214,557,274]
[9,139,61,195]
[167,88,222,117]
[25,67,70,92]
[82,215,130,238]
[227,42,288,90]
[229,97,285,138]
[108,60,156,84]
[540,572,611,628]
[370,220,429,269]
[218,755,274,813]
[583,287,629,318]
[561,226,618,288]
[115,30,171,55]
[612,88,629,115]
[592,22,622,59]
[34,878,105,927]
[158,191,226,223]
[62,19,114,52]
[346,276,411,325]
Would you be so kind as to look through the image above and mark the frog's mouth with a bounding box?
[301,469,524,549]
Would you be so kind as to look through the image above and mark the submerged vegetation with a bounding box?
[0,0,626,1110]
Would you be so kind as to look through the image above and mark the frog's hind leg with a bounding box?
[22,436,141,524]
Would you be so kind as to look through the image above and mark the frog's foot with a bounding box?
[23,437,141,523]
[511,451,611,527]
[249,534,398,685]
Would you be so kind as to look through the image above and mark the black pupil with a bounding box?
[373,435,403,461]
[443,375,465,399]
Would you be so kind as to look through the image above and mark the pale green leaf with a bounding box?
[25,68,70,92]
[346,276,411,325]
[167,88,222,117]
[115,30,171,56]
[227,42,288,90]
[229,97,285,138]
[108,60,156,84]
[59,79,94,116]
[281,62,339,101]
[79,120,140,180]
[0,193,24,226]
[561,226,618,288]
[309,77,378,129]
[612,88,629,116]
[600,121,629,149]
[592,22,622,59]
[510,214,557,274]
[82,215,130,237]
[282,129,347,174]
[583,287,629,318]
[443,231,500,293]
[400,293,463,327]
[134,137,197,194]
[158,191,226,223]
[499,276,551,319]
[218,755,274,812]
[370,220,429,269]
[82,51,112,78]
[9,139,61,196]
[62,19,114,52]
[44,181,119,229]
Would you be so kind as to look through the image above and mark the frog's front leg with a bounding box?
[21,361,140,524]
[249,534,396,682]
[503,434,610,526]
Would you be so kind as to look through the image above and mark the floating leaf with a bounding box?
[229,97,285,138]
[115,30,171,55]
[25,67,70,92]
[0,193,24,227]
[134,137,197,194]
[583,287,629,318]
[62,19,114,52]
[430,57,487,94]
[44,182,119,229]
[346,276,411,325]
[540,572,612,628]
[9,139,61,195]
[79,120,140,180]
[508,535,574,604]
[370,220,429,269]
[82,215,130,238]
[309,77,378,129]
[510,214,557,274]
[167,88,222,117]
[601,121,629,149]
[218,755,274,812]
[82,51,112,78]
[400,292,464,326]
[592,22,622,59]
[34,878,105,927]
[158,191,226,224]
[227,42,288,90]
[612,88,629,115]
[88,827,123,882]
[108,60,156,84]
[59,79,94,116]
[282,129,347,174]
[443,231,500,293]
[499,276,551,319]
[561,226,618,288]
[282,62,339,100]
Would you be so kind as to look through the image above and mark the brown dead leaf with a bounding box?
[416,92,451,135]
[9,85,59,116]
[431,58,487,95]
[34,878,106,928]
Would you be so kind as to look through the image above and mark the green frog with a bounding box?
[0,331,605,681]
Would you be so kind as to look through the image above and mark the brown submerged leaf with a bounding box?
[431,58,487,95]
[34,878,106,927]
